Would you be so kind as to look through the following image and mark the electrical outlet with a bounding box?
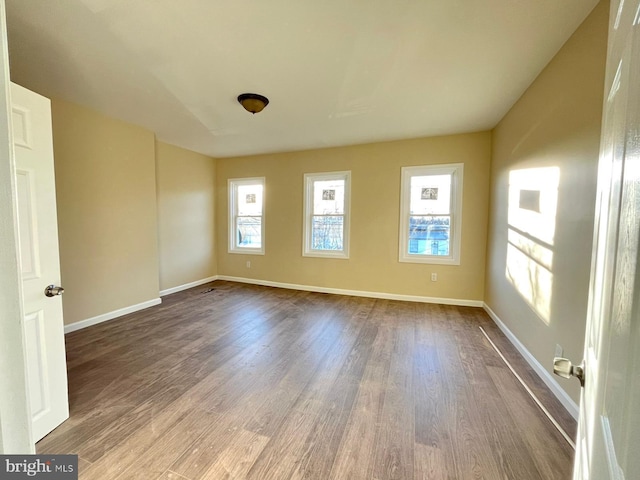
[555,344,563,358]
[431,273,437,282]
[246,261,251,268]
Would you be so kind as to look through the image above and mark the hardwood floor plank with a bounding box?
[169,295,359,479]
[288,321,379,480]
[456,338,544,479]
[199,429,270,480]
[477,314,578,440]
[76,456,92,479]
[413,345,456,479]
[37,282,577,480]
[435,308,505,480]
[328,322,393,480]
[37,338,244,457]
[241,308,346,437]
[245,297,377,480]
[156,471,191,480]
[39,292,304,457]
[487,365,574,479]
[414,443,447,480]
[370,306,415,480]
[112,409,215,480]
[78,394,220,478]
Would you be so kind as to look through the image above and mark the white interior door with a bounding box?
[11,82,69,442]
[573,0,640,478]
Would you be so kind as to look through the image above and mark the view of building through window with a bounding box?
[229,169,458,261]
[303,171,350,258]
[408,174,452,255]
[236,183,263,249]
[400,164,462,265]
[311,179,345,250]
[229,177,265,254]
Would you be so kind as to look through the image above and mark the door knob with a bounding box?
[553,357,585,387]
[44,285,64,297]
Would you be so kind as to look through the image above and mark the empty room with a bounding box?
[2,0,639,479]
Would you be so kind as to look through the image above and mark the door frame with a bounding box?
[0,0,34,454]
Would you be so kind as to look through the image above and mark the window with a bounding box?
[399,164,463,265]
[228,177,265,254]
[303,171,351,258]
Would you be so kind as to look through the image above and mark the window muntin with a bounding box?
[400,164,463,264]
[229,177,265,254]
[304,172,350,258]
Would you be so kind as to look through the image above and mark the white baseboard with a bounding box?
[64,298,162,334]
[159,275,219,297]
[216,275,483,307]
[66,276,479,334]
[483,303,579,420]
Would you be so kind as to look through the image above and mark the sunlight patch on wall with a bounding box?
[508,228,553,271]
[506,242,554,323]
[506,167,559,324]
[508,167,559,246]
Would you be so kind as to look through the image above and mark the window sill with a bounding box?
[229,248,265,255]
[303,250,349,259]
[398,255,459,265]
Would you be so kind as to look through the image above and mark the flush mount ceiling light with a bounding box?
[237,93,269,114]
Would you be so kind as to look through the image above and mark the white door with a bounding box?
[572,0,640,478]
[11,82,69,442]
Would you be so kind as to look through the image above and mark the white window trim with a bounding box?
[399,163,463,265]
[303,171,351,259]
[228,177,265,255]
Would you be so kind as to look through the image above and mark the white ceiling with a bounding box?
[6,0,599,158]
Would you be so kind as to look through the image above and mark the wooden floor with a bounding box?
[38,281,576,479]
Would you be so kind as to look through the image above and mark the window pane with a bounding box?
[408,216,450,256]
[238,184,263,216]
[237,216,262,248]
[410,174,451,215]
[312,215,343,250]
[313,179,345,215]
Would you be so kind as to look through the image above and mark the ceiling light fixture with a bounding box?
[237,93,269,114]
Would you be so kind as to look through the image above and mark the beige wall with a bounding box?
[485,1,608,402]
[216,132,491,301]
[51,99,160,325]
[156,141,217,291]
